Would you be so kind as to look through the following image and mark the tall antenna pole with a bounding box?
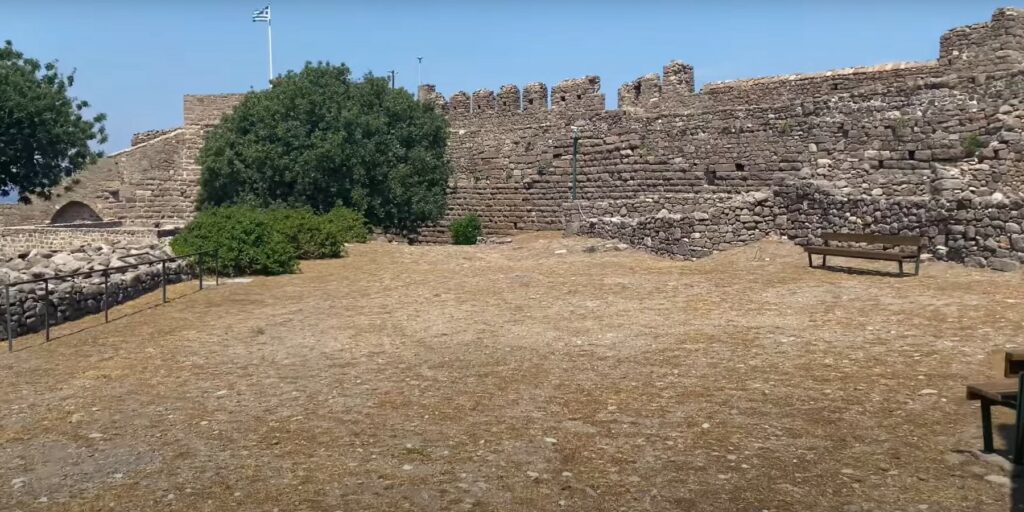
[389,70,396,89]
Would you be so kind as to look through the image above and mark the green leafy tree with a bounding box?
[0,40,108,202]
[198,62,451,232]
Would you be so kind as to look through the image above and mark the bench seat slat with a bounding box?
[803,246,917,261]
[966,379,1019,405]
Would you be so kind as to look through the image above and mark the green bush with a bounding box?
[172,206,371,276]
[266,208,346,259]
[323,206,371,243]
[170,207,298,277]
[449,214,482,245]
[962,134,984,158]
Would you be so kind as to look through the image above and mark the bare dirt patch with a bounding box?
[2,232,1023,511]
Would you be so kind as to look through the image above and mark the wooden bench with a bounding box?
[804,233,927,276]
[966,350,1024,463]
[966,374,1024,463]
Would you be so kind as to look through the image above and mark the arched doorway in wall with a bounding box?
[50,201,103,225]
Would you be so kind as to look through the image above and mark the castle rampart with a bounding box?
[3,7,1022,270]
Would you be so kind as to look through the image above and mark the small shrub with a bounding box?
[962,134,984,158]
[323,206,371,243]
[170,206,297,277]
[266,208,345,259]
[449,214,482,245]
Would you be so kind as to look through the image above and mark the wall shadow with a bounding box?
[810,264,913,278]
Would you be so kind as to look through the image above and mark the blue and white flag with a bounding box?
[252,6,271,22]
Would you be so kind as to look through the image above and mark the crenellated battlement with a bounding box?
[436,75,606,117]
[618,60,696,112]
[940,7,1024,69]
[421,7,1024,118]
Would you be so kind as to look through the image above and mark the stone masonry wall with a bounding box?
[0,226,161,259]
[415,8,1024,249]
[566,176,1024,271]
[2,7,1021,266]
[566,191,781,259]
[130,128,178,146]
[0,242,188,340]
[0,94,246,258]
[0,129,187,228]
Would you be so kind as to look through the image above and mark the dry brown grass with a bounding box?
[2,232,1023,511]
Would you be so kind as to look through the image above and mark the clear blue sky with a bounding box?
[1,1,1016,152]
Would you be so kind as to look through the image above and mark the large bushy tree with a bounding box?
[198,62,451,232]
[0,40,108,202]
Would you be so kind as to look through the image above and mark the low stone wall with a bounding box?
[566,192,785,259]
[781,181,1024,271]
[564,180,1024,271]
[0,243,189,340]
[0,226,161,259]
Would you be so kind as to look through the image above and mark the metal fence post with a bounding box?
[161,261,167,304]
[43,279,50,342]
[103,270,109,323]
[5,285,12,352]
[198,253,204,290]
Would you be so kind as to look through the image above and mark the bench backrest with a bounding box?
[821,232,927,247]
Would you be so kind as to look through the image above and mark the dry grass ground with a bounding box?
[2,232,1024,511]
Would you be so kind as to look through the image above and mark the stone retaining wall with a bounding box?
[0,243,189,340]
[565,180,1024,271]
[565,192,784,259]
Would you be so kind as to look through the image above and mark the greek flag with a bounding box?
[252,6,271,22]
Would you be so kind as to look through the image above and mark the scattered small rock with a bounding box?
[984,474,1012,486]
[969,449,1016,473]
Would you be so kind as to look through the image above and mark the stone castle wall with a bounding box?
[0,94,246,255]
[413,7,1024,250]
[0,129,188,228]
[0,93,247,231]
[1,7,1021,270]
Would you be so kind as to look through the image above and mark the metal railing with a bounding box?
[2,250,218,352]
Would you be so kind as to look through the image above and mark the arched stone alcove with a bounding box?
[50,201,102,225]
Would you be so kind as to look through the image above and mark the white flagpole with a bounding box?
[266,13,274,82]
